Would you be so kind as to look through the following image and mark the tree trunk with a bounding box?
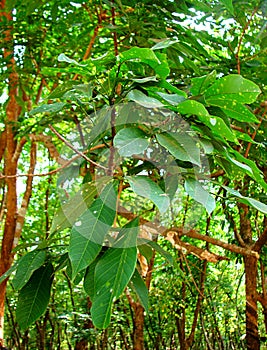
[0,1,19,346]
[244,255,260,350]
[133,303,145,350]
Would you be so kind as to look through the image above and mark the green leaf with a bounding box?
[131,76,158,83]
[197,115,239,143]
[29,102,67,116]
[222,186,267,214]
[126,175,170,213]
[129,269,148,312]
[177,100,209,117]
[83,258,100,300]
[156,92,185,106]
[69,182,117,278]
[50,182,98,233]
[184,178,215,214]
[16,263,53,330]
[90,222,138,328]
[0,261,19,284]
[46,81,81,99]
[156,132,201,166]
[114,127,149,157]
[13,250,46,291]
[147,241,174,265]
[127,89,164,108]
[191,70,217,96]
[152,38,178,50]
[206,99,259,123]
[121,47,170,78]
[221,0,235,15]
[204,75,261,104]
[58,53,87,67]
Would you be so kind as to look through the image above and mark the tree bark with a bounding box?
[244,255,260,350]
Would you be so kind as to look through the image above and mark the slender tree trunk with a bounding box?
[0,1,19,346]
[244,255,260,350]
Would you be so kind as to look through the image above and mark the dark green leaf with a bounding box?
[127,90,164,108]
[16,264,53,330]
[129,269,148,312]
[114,127,149,157]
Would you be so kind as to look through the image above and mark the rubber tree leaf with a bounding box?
[83,258,100,300]
[206,99,259,122]
[156,132,201,166]
[222,186,267,214]
[69,182,117,279]
[16,263,53,330]
[156,92,185,106]
[177,99,209,117]
[184,178,215,214]
[13,250,46,291]
[90,221,138,328]
[204,75,261,103]
[114,127,149,157]
[190,70,217,96]
[121,47,170,78]
[129,269,148,312]
[152,38,178,50]
[127,89,164,108]
[50,182,98,233]
[29,102,66,116]
[126,175,170,213]
[0,262,19,284]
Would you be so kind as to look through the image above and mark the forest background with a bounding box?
[0,0,267,349]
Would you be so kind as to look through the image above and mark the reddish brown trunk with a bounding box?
[133,303,144,350]
[244,254,260,349]
[0,1,20,346]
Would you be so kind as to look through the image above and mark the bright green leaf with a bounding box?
[204,75,261,104]
[191,70,217,96]
[177,100,210,117]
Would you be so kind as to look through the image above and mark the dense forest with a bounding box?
[0,0,267,349]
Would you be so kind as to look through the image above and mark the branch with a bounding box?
[49,125,108,170]
[166,227,259,258]
[252,221,267,252]
[12,134,66,165]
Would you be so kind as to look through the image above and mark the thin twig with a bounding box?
[49,124,108,170]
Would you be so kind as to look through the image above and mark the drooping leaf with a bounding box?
[50,182,98,233]
[29,102,67,116]
[83,258,100,300]
[90,221,138,328]
[184,178,215,214]
[222,186,267,214]
[16,263,53,330]
[156,132,201,166]
[13,250,46,291]
[69,182,117,278]
[126,175,170,213]
[127,89,164,108]
[129,269,148,312]
[204,75,261,104]
[114,127,149,157]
